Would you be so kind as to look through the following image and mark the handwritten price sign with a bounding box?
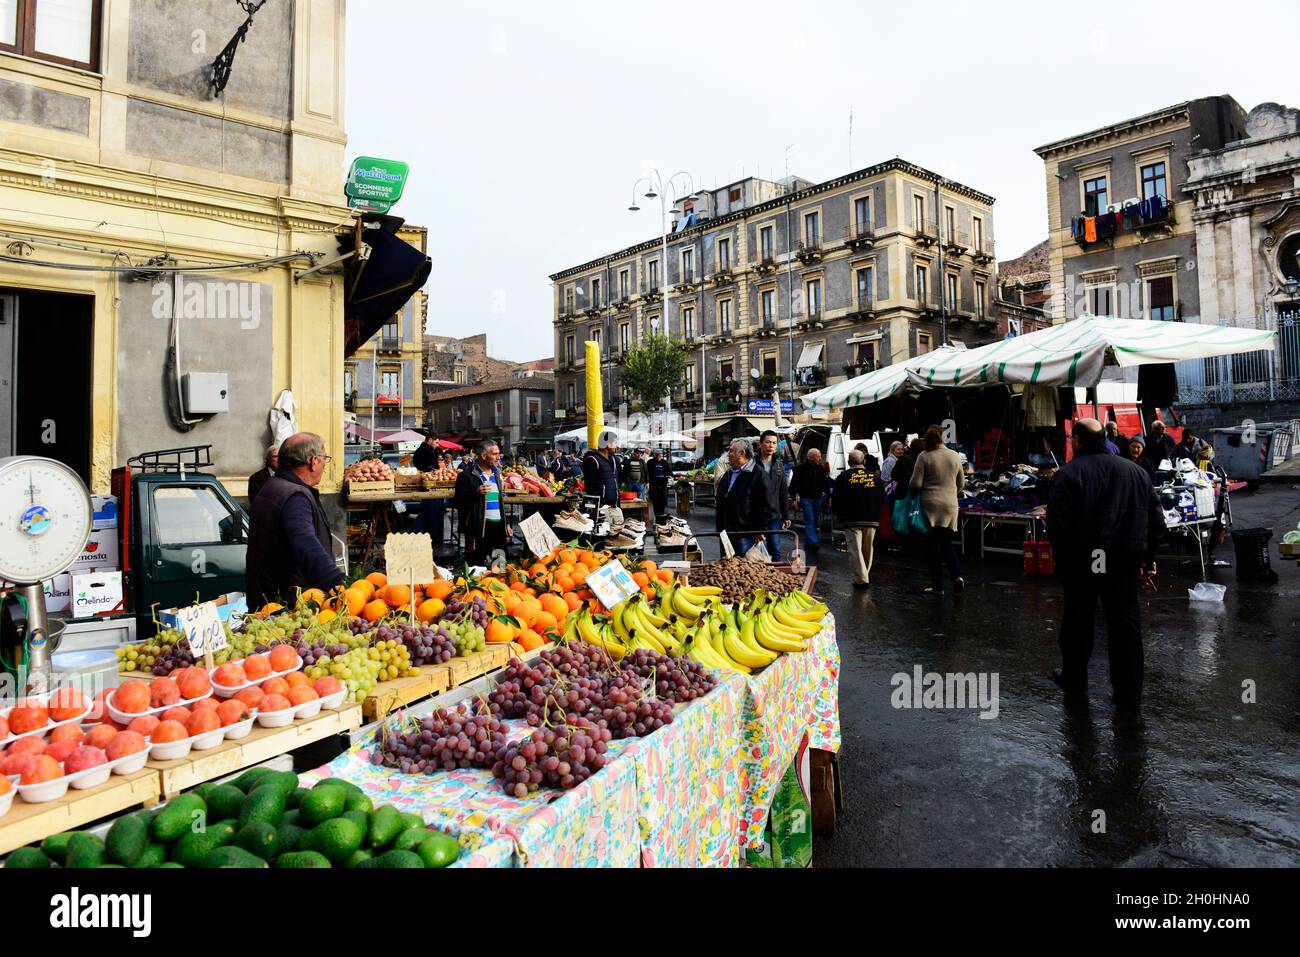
[177,602,227,658]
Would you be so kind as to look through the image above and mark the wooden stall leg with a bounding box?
[810,747,839,837]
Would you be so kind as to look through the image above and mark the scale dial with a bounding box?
[0,456,94,585]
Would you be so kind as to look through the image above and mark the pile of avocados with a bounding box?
[4,767,461,869]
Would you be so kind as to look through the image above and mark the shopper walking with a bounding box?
[247,444,279,507]
[625,449,647,498]
[1047,418,1164,711]
[790,448,830,556]
[454,440,514,566]
[830,450,884,587]
[647,449,671,522]
[582,434,622,507]
[752,430,791,561]
[910,425,965,594]
[716,438,762,555]
[880,441,905,484]
[1127,435,1156,480]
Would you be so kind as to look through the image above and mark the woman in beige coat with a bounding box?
[910,424,966,594]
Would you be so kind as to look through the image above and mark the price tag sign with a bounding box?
[519,511,561,559]
[178,602,227,658]
[585,561,640,610]
[720,530,736,559]
[385,533,435,583]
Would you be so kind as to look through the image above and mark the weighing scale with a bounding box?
[0,456,94,695]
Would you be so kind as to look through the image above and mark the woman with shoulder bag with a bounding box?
[910,425,965,594]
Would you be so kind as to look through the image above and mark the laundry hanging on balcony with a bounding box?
[1070,194,1168,243]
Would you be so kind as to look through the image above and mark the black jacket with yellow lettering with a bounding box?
[831,465,884,526]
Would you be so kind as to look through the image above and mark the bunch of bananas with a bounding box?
[561,585,827,677]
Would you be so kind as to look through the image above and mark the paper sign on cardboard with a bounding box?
[175,601,227,657]
[720,530,735,559]
[385,533,436,584]
[519,511,561,559]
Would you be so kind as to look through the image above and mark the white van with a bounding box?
[792,425,894,481]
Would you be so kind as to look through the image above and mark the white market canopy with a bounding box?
[553,424,648,444]
[375,429,427,445]
[905,317,1275,391]
[800,346,962,412]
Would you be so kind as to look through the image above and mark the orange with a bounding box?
[516,631,545,652]
[317,608,338,625]
[363,598,389,623]
[351,579,376,601]
[562,592,583,612]
[632,571,650,587]
[509,580,527,593]
[258,602,285,617]
[300,588,327,606]
[417,598,445,623]
[427,579,455,601]
[383,584,412,608]
[657,569,673,584]
[538,593,569,620]
[638,559,658,575]
[150,720,188,743]
[558,548,578,565]
[515,598,542,627]
[501,592,522,614]
[365,571,388,590]
[485,618,515,644]
[531,610,558,635]
[284,671,311,689]
[344,586,370,614]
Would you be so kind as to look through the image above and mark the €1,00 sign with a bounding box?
[584,561,640,610]
[179,602,227,657]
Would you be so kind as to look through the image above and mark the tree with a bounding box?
[619,332,689,411]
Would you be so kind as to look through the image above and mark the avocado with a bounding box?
[205,784,246,822]
[171,821,236,868]
[151,794,207,844]
[132,844,168,868]
[303,818,363,864]
[344,849,372,868]
[275,850,332,868]
[106,815,149,866]
[66,833,108,869]
[286,787,309,810]
[366,805,403,849]
[159,861,184,868]
[235,822,279,860]
[40,832,73,865]
[231,766,275,793]
[238,787,286,829]
[299,785,346,826]
[5,847,52,869]
[192,782,217,802]
[255,770,300,798]
[202,846,268,868]
[341,809,369,844]
[391,827,429,853]
[415,832,461,869]
[398,812,426,832]
[281,808,301,828]
[275,823,308,854]
[370,849,424,868]
[343,790,373,814]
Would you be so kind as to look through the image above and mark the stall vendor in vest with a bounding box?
[246,432,345,606]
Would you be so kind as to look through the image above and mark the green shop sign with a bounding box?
[345,156,409,212]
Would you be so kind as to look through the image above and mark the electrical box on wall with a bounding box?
[183,372,229,414]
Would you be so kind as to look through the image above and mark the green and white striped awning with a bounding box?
[905,317,1276,391]
[800,345,962,412]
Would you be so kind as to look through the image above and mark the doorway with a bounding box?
[0,289,94,483]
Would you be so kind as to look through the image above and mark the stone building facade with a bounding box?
[549,160,1000,422]
[424,375,556,453]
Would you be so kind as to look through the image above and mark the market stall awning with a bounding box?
[905,317,1276,391]
[799,346,963,412]
[341,216,432,357]
[375,429,427,445]
[687,414,779,435]
[435,438,465,451]
[645,431,698,446]
[344,420,376,442]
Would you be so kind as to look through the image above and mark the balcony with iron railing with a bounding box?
[943,228,970,254]
[846,296,876,319]
[842,360,877,378]
[673,269,696,291]
[794,367,825,389]
[640,281,662,301]
[712,262,735,284]
[971,237,995,262]
[376,336,403,354]
[844,221,876,249]
[796,237,824,263]
[914,219,938,246]
[1074,197,1176,247]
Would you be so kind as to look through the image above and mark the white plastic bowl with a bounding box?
[0,700,94,748]
[107,689,213,725]
[222,715,256,740]
[148,738,192,762]
[317,689,347,711]
[291,697,322,720]
[188,726,226,751]
[0,787,13,818]
[255,708,294,729]
[107,750,149,775]
[64,762,113,790]
[17,776,70,803]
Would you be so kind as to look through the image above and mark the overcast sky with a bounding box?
[345,0,1299,362]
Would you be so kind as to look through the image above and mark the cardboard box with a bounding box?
[69,529,119,574]
[42,574,73,614]
[91,494,118,530]
[71,571,125,618]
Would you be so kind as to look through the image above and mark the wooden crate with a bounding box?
[1279,542,1300,559]
[362,665,452,719]
[394,474,425,491]
[149,704,362,797]
[445,645,513,686]
[347,479,395,497]
[0,770,161,856]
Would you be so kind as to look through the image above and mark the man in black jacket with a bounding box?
[582,435,621,507]
[411,433,445,545]
[454,440,513,566]
[647,449,672,522]
[1047,419,1165,710]
[716,438,763,555]
[246,444,278,507]
[752,430,791,560]
[830,450,884,587]
[790,448,831,554]
[246,433,344,606]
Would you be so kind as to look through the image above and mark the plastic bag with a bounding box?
[891,497,911,537]
[745,540,773,563]
[1188,582,1226,602]
[906,496,930,536]
[788,548,806,573]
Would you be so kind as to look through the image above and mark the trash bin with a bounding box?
[1230,527,1278,582]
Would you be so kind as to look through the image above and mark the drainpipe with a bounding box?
[784,193,795,409]
[936,177,948,347]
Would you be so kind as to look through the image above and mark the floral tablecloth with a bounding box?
[736,614,841,848]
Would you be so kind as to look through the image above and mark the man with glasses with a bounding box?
[246,432,345,606]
